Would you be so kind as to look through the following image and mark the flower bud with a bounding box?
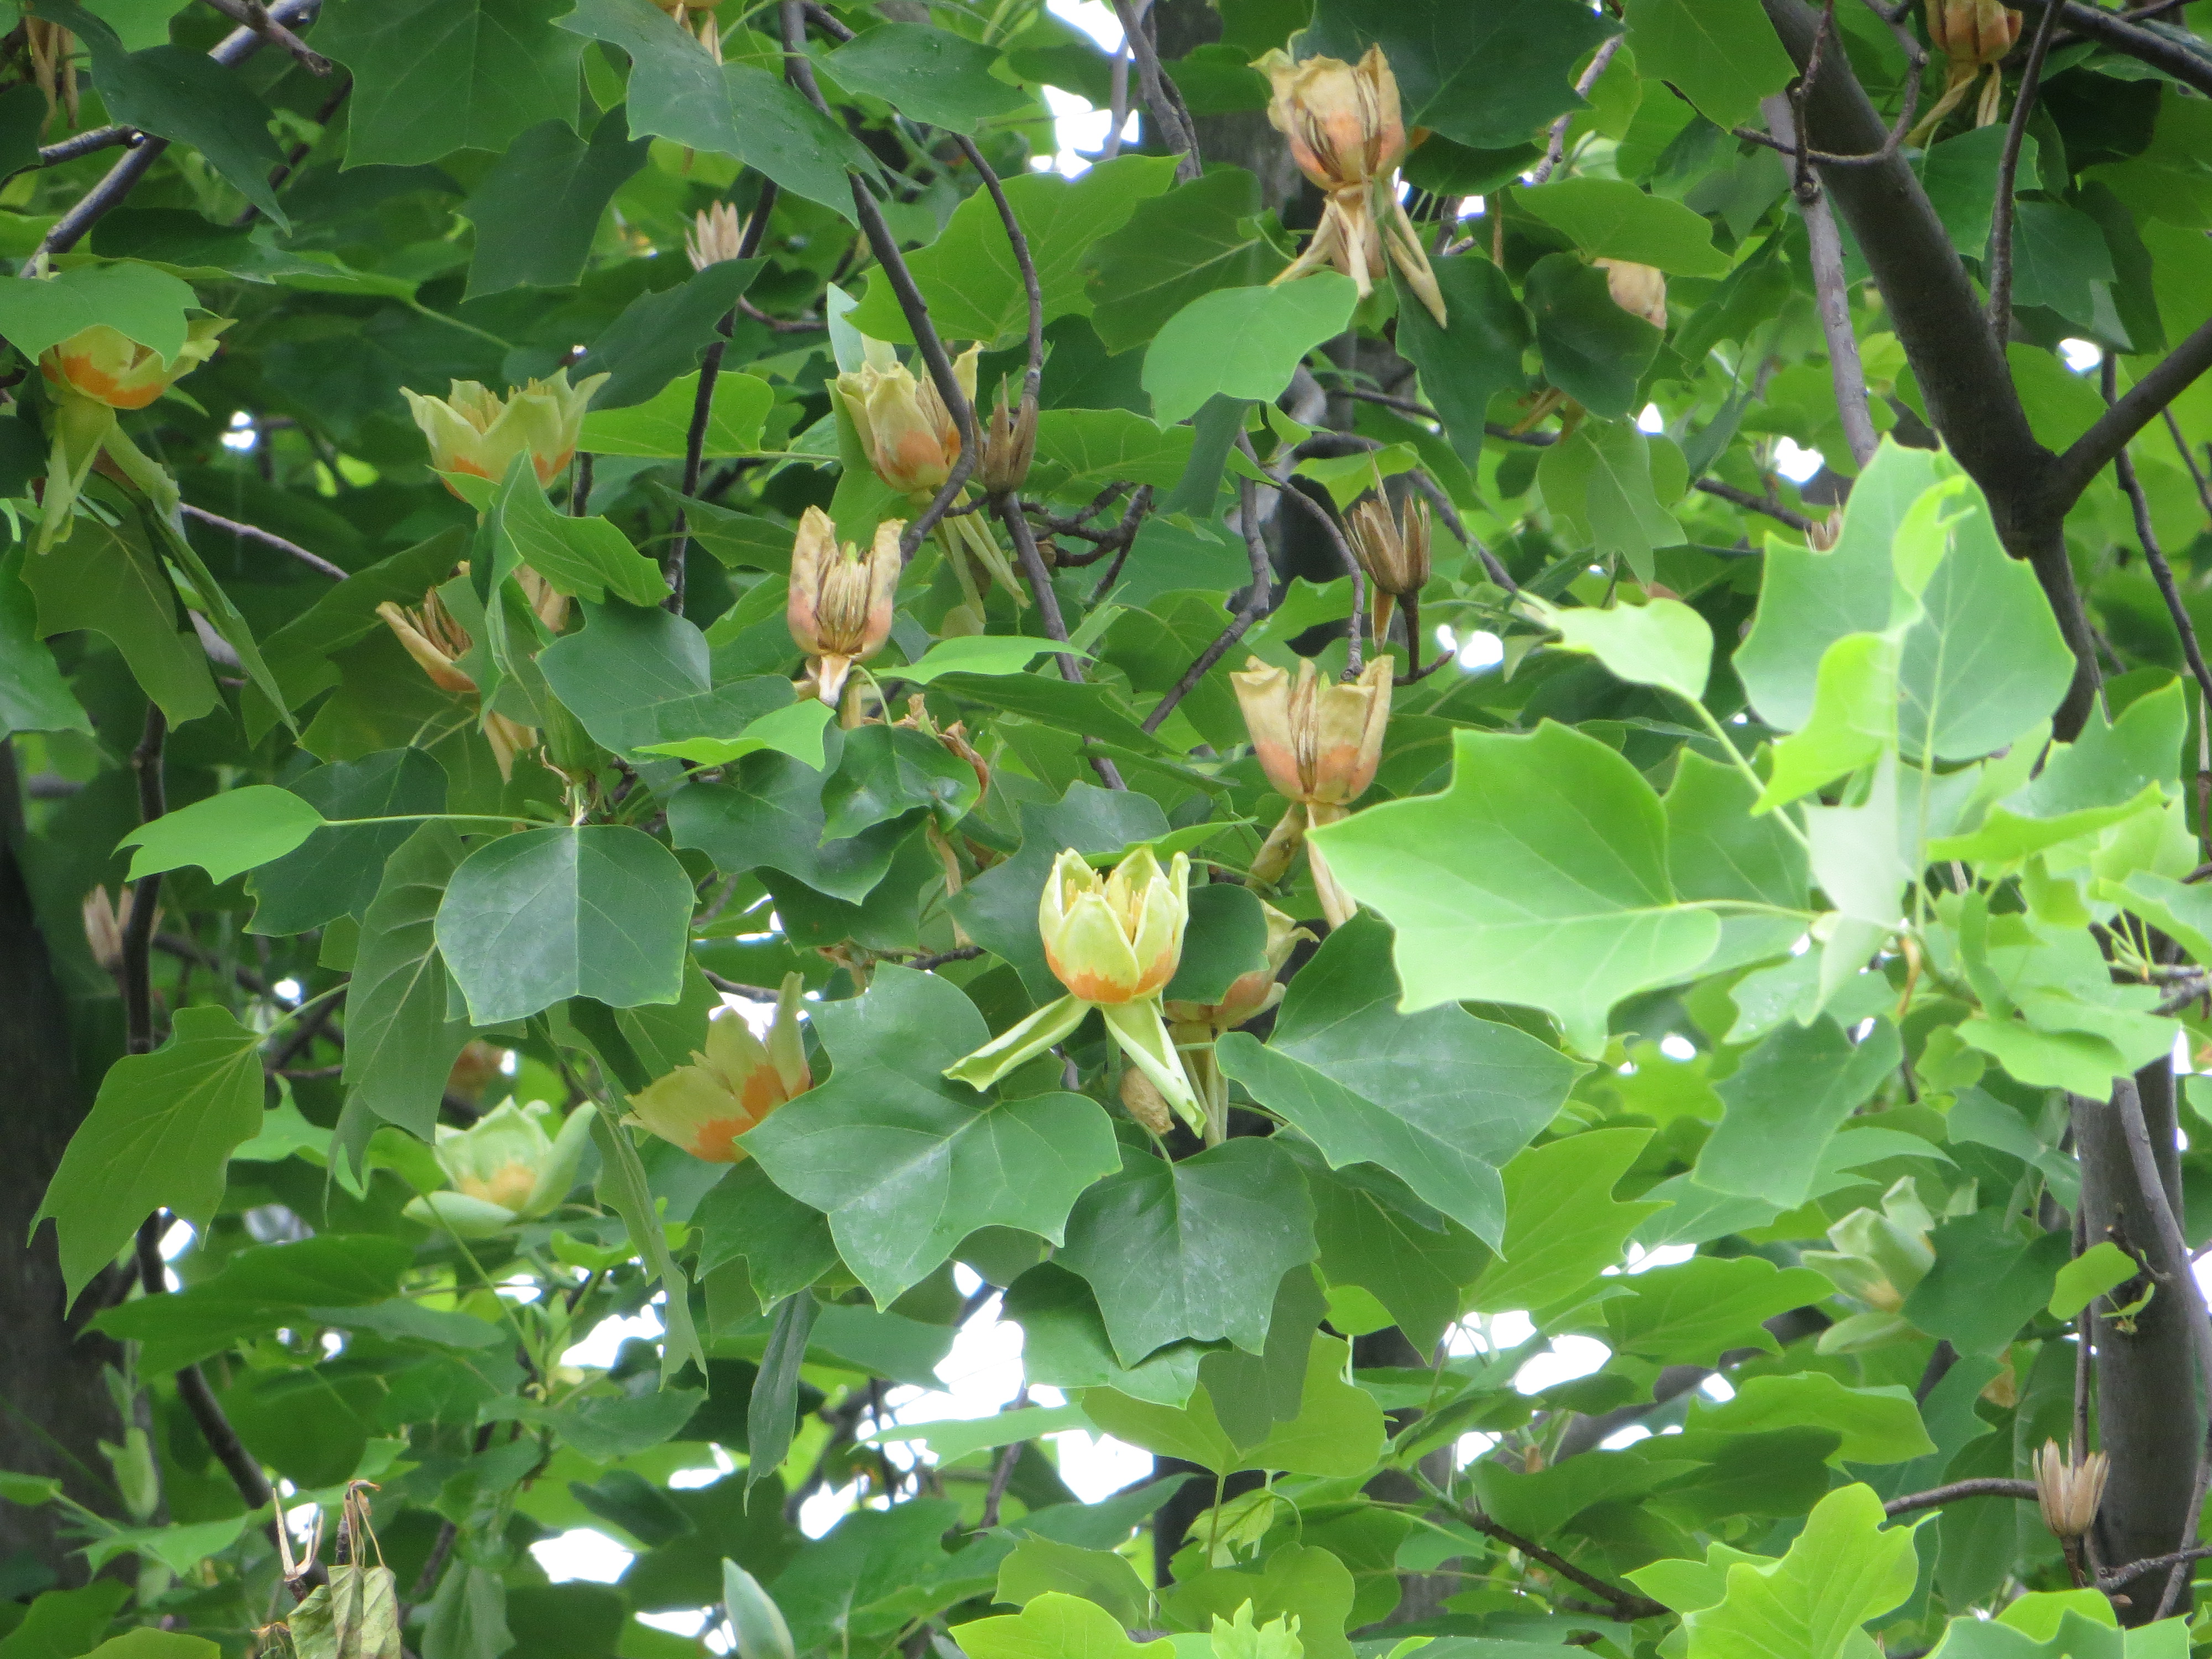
[40,316,230,412]
[1040,847,1189,1006]
[2031,1441,2109,1541]
[1928,0,2020,67]
[628,975,811,1162]
[687,202,744,270]
[833,336,979,497]
[1231,655,1391,810]
[401,369,607,492]
[1165,901,1310,1034]
[787,506,902,704]
[1344,493,1431,644]
[1594,259,1668,331]
[402,1100,593,1238]
[1120,1065,1176,1135]
[81,886,152,976]
[979,385,1037,495]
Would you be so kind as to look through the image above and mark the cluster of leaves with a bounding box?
[7,2,2212,1659]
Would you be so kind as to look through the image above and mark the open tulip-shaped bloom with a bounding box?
[945,848,1205,1130]
[1255,45,1445,326]
[1233,655,1391,927]
[35,317,230,553]
[627,975,811,1161]
[788,505,901,704]
[1911,0,2021,140]
[401,1099,594,1238]
[1162,900,1310,1142]
[403,369,606,493]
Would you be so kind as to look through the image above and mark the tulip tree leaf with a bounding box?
[461,109,653,298]
[575,259,765,411]
[247,747,449,933]
[954,1593,1174,1659]
[578,371,778,459]
[0,257,193,363]
[1521,179,1733,276]
[1392,257,1532,461]
[668,734,920,902]
[1623,0,1796,132]
[341,825,481,1145]
[1301,0,1617,150]
[1055,1139,1317,1367]
[0,549,91,738]
[1084,165,1288,355]
[821,24,1032,133]
[119,786,326,883]
[1298,1152,1491,1353]
[1313,723,1720,1055]
[1081,1334,1385,1477]
[317,0,587,169]
[1679,1484,1920,1659]
[1601,1256,1839,1367]
[739,968,1123,1307]
[1470,1129,1665,1313]
[1144,275,1361,427]
[1525,253,1663,420]
[539,601,796,760]
[1217,914,1575,1249]
[436,825,695,1024]
[1693,1016,1904,1209]
[36,1006,268,1301]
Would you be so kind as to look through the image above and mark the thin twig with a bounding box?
[194,0,329,72]
[1882,1478,2038,1517]
[1693,477,1817,533]
[1764,93,1877,468]
[2108,359,2212,718]
[1454,1505,1667,1621]
[1328,384,1442,422]
[1143,473,1274,735]
[2054,314,2212,507]
[123,704,167,1057]
[36,126,134,168]
[2099,1543,2212,1592]
[1406,468,1515,592]
[1107,0,1201,183]
[977,1385,1031,1531]
[154,932,272,998]
[1987,0,2065,333]
[1527,35,1626,187]
[2165,408,2212,523]
[995,493,1125,790]
[901,946,985,973]
[180,504,347,580]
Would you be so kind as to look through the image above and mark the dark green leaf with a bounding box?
[462,109,652,298]
[1525,252,1662,419]
[1085,167,1287,354]
[822,24,1031,133]
[317,0,585,168]
[1393,257,1531,461]
[0,550,91,738]
[819,724,980,841]
[745,1291,816,1490]
[341,825,479,1144]
[1692,1017,1903,1209]
[1902,1211,2074,1357]
[577,260,765,410]
[667,735,917,903]
[1160,882,1269,1004]
[248,748,447,934]
[540,601,794,761]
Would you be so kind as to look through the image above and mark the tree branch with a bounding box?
[122,704,166,1058]
[1107,0,1202,183]
[1762,92,1877,468]
[1271,474,1366,677]
[1527,35,1626,187]
[36,125,134,168]
[1451,1504,1667,1621]
[995,493,1126,791]
[1142,473,1275,734]
[194,0,329,74]
[179,504,346,580]
[1882,1478,2038,1518]
[2107,361,2212,718]
[2014,0,2212,98]
[2100,1544,2212,1592]
[1986,0,2065,334]
[2054,314,2212,508]
[1694,477,1817,532]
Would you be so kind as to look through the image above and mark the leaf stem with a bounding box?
[1673,691,1813,853]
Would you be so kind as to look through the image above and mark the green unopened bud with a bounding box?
[722,1561,795,1659]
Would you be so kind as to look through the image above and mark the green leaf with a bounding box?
[1160,1545,1357,1659]
[75,1630,218,1659]
[868,1403,1093,1462]
[845,155,1178,347]
[1002,1262,1204,1407]
[739,968,1121,1306]
[94,1235,416,1371]
[1470,1129,1663,1312]
[437,826,695,1024]
[1682,1484,1918,1659]
[1313,723,1719,1055]
[1081,1334,1384,1477]
[1302,0,1617,150]
[462,110,652,298]
[318,0,585,168]
[642,699,834,770]
[36,1006,267,1301]
[1903,1211,2073,1357]
[1085,166,1287,355]
[118,785,325,883]
[423,1563,512,1659]
[822,24,1031,133]
[1301,1155,1490,1353]
[745,1290,816,1488]
[1055,1139,1317,1366]
[579,370,776,458]
[0,550,89,738]
[1160,883,1269,1004]
[1525,253,1663,420]
[30,1,289,225]
[2010,202,2116,332]
[1540,595,1712,701]
[0,258,192,365]
[819,725,980,841]
[1217,914,1574,1249]
[19,486,216,725]
[341,825,479,1144]
[1522,178,1731,276]
[1144,276,1360,427]
[1602,1256,1838,1367]
[576,260,764,411]
[954,1593,1173,1659]
[669,736,917,903]
[540,601,794,761]
[933,670,1171,757]
[1623,0,1794,132]
[997,1538,1151,1628]
[248,749,448,935]
[1027,409,1198,498]
[1392,255,1531,461]
[492,457,669,607]
[1693,1017,1902,1210]
[893,635,1074,684]
[0,1582,130,1659]
[1689,1375,1934,1464]
[2049,1240,2140,1319]
[1538,421,1685,581]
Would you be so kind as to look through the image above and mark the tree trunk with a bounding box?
[0,745,131,1585]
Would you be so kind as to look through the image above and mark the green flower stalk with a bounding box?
[944,847,1205,1131]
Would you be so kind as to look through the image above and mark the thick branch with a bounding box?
[2014,0,2212,98]
[2056,315,2212,507]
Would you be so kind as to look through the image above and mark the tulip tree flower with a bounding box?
[687,202,745,270]
[1343,492,1431,646]
[402,370,607,494]
[1911,0,2021,139]
[1255,45,1446,326]
[788,506,901,705]
[1232,655,1391,928]
[1594,259,1668,331]
[375,570,567,778]
[627,975,811,1162]
[945,848,1205,1131]
[34,317,230,554]
[401,1099,594,1238]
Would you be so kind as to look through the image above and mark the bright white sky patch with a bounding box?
[1773,437,1824,483]
[2060,337,2103,373]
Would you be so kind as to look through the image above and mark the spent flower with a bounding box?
[1256,45,1445,325]
[1343,492,1431,644]
[787,505,901,704]
[2031,1440,2109,1541]
[1233,656,1391,927]
[1594,259,1668,331]
[687,202,745,269]
[1912,0,2021,137]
